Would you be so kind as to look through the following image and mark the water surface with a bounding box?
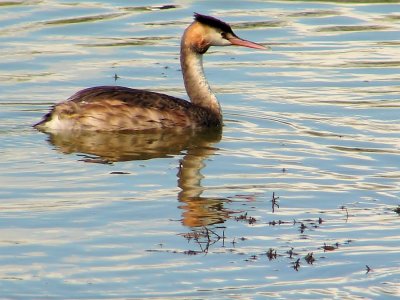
[1,0,399,299]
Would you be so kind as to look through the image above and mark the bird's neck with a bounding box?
[180,37,222,119]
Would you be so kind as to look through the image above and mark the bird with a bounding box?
[34,13,266,132]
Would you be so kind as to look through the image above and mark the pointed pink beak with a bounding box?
[228,37,268,50]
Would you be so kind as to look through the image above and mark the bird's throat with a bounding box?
[180,45,222,119]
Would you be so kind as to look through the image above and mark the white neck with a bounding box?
[180,38,222,119]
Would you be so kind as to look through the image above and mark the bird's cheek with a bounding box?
[194,39,210,54]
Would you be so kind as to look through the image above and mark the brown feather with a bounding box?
[35,86,221,132]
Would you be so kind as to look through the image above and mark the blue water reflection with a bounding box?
[0,0,399,299]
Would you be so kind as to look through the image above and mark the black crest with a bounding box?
[194,13,234,34]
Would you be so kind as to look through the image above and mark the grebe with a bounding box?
[34,13,266,132]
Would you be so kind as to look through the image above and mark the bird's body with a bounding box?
[34,13,266,132]
[40,86,221,131]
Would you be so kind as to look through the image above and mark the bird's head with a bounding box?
[183,13,267,54]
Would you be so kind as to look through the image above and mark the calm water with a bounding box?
[1,0,400,299]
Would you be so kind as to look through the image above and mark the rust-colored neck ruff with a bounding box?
[180,22,222,122]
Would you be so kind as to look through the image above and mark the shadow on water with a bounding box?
[39,127,232,228]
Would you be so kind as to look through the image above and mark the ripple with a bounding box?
[78,36,173,47]
[286,10,340,18]
[1,1,400,299]
[316,24,390,32]
[42,12,127,26]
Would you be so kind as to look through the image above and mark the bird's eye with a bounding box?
[221,32,227,39]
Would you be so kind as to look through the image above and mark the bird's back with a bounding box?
[34,86,222,132]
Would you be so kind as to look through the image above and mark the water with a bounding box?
[1,0,400,299]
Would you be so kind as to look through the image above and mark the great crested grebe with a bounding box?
[34,13,266,132]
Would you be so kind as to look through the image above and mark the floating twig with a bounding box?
[305,252,315,264]
[299,222,307,233]
[340,205,349,222]
[287,247,298,259]
[322,243,337,251]
[234,212,257,224]
[293,258,301,271]
[266,248,277,260]
[271,192,280,213]
[366,265,372,273]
